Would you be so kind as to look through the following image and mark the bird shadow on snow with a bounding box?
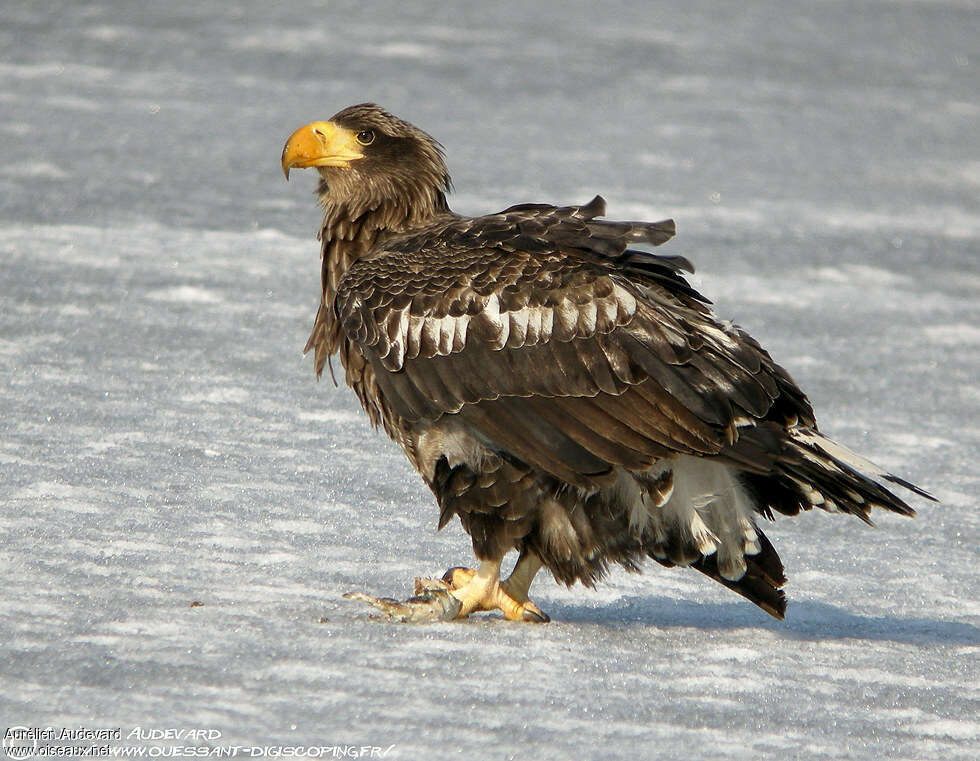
[547,596,980,647]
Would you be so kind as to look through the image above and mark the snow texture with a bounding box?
[1,1,978,759]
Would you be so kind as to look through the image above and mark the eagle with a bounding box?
[281,103,932,623]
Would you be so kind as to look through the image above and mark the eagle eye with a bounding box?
[356,129,375,146]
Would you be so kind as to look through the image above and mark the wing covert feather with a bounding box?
[337,199,815,479]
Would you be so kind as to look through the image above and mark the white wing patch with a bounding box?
[369,281,640,371]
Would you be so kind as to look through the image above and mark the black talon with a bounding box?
[523,607,550,623]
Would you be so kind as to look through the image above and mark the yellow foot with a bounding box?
[442,566,550,623]
[343,557,550,624]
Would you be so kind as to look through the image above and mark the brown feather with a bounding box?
[288,104,929,622]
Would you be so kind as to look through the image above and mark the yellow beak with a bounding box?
[281,121,365,179]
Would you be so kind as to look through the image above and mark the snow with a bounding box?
[1,1,977,759]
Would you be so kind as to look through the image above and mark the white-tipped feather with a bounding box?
[577,299,598,334]
[507,308,530,348]
[437,315,455,355]
[539,305,554,341]
[451,314,469,352]
[525,305,543,344]
[612,284,637,319]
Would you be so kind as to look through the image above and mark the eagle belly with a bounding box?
[412,417,771,592]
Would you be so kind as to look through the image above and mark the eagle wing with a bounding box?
[336,196,815,488]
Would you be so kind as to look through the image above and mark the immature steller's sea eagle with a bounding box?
[281,103,932,623]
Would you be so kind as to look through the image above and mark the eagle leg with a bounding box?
[343,553,549,623]
[442,552,550,623]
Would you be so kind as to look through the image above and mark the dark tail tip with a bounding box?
[690,528,788,620]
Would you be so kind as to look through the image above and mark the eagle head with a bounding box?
[281,103,452,217]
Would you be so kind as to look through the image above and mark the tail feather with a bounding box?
[881,472,935,502]
[650,527,787,619]
[781,428,933,521]
[739,426,934,523]
[651,428,932,620]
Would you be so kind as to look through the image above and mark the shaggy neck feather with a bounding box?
[306,180,451,373]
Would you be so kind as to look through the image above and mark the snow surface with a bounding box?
[1,1,978,759]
